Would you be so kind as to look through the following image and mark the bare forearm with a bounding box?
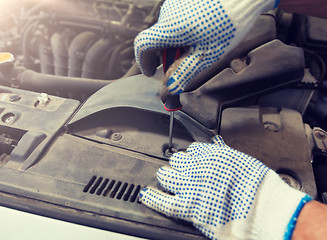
[279,0,327,18]
[292,200,327,240]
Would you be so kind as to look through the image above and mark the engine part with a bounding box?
[185,13,277,91]
[68,74,214,159]
[0,52,15,86]
[220,107,316,197]
[0,80,317,240]
[81,37,113,79]
[68,31,97,77]
[16,0,158,83]
[181,40,305,130]
[36,30,54,75]
[17,69,112,100]
[258,49,325,115]
[296,15,327,56]
[51,29,75,76]
[105,39,134,79]
[311,128,327,201]
[0,2,325,240]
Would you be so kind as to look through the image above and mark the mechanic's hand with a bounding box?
[134,0,279,96]
[139,136,312,240]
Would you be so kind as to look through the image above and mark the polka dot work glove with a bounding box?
[134,0,280,95]
[139,136,312,240]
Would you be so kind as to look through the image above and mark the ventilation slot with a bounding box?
[83,175,142,203]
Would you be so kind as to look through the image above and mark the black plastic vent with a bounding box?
[83,175,142,203]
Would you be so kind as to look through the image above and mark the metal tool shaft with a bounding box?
[163,48,183,151]
[168,111,174,149]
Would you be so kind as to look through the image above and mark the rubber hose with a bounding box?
[68,31,97,77]
[36,32,54,74]
[81,38,112,79]
[22,21,38,70]
[106,39,134,79]
[19,69,113,99]
[51,30,74,76]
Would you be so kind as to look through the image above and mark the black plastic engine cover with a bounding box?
[0,78,316,240]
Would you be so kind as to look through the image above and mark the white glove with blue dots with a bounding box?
[139,136,312,240]
[134,0,280,95]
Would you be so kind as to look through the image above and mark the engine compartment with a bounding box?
[0,0,326,239]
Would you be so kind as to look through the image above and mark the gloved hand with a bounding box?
[139,136,312,240]
[134,0,280,97]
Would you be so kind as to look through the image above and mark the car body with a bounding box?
[0,1,326,239]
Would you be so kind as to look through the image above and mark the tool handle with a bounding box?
[162,48,183,111]
[164,95,182,111]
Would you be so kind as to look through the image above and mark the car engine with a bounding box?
[0,0,326,239]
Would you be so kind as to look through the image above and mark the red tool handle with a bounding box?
[162,48,183,111]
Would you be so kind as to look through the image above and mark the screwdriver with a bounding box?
[162,48,183,152]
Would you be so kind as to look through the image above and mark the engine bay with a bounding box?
[0,0,326,239]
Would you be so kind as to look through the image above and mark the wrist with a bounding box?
[292,200,327,240]
[284,195,312,239]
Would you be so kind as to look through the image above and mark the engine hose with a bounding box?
[21,4,52,68]
[18,69,113,100]
[106,39,134,79]
[22,20,39,70]
[54,13,141,39]
[51,29,75,76]
[22,0,51,19]
[121,62,141,78]
[35,31,54,75]
[81,38,113,79]
[68,31,97,78]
